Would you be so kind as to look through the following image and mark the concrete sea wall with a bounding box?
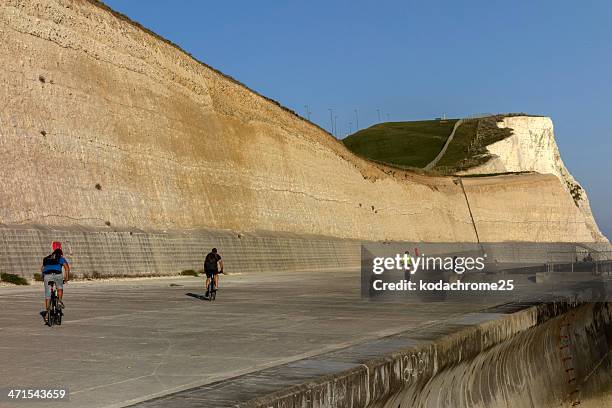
[182,302,610,408]
[384,303,612,408]
[3,222,608,280]
[0,225,360,279]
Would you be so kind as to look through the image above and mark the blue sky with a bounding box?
[103,0,611,238]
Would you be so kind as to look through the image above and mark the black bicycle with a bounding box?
[206,271,224,301]
[207,276,217,301]
[46,281,63,327]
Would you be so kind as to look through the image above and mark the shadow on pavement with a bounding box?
[185,292,208,301]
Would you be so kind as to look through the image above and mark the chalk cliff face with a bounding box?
[460,116,604,241]
[0,0,606,242]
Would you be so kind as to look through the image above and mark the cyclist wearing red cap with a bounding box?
[41,245,70,316]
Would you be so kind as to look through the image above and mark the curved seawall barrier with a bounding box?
[129,302,612,408]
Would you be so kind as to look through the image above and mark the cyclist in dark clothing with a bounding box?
[204,248,223,297]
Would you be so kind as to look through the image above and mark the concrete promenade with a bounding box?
[0,269,521,407]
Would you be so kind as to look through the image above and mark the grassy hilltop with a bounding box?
[343,115,518,174]
[342,120,457,169]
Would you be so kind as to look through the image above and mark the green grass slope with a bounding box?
[342,120,458,168]
[343,114,529,174]
[434,116,512,173]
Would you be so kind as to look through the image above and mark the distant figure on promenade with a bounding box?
[204,248,224,297]
[404,250,413,282]
[41,242,70,320]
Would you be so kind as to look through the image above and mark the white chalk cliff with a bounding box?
[460,116,604,241]
[0,0,607,243]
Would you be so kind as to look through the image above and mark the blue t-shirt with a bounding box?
[43,257,67,274]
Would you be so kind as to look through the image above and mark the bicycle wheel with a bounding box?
[208,282,215,301]
[48,306,55,327]
[56,308,62,325]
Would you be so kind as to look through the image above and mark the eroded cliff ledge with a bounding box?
[0,0,606,242]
